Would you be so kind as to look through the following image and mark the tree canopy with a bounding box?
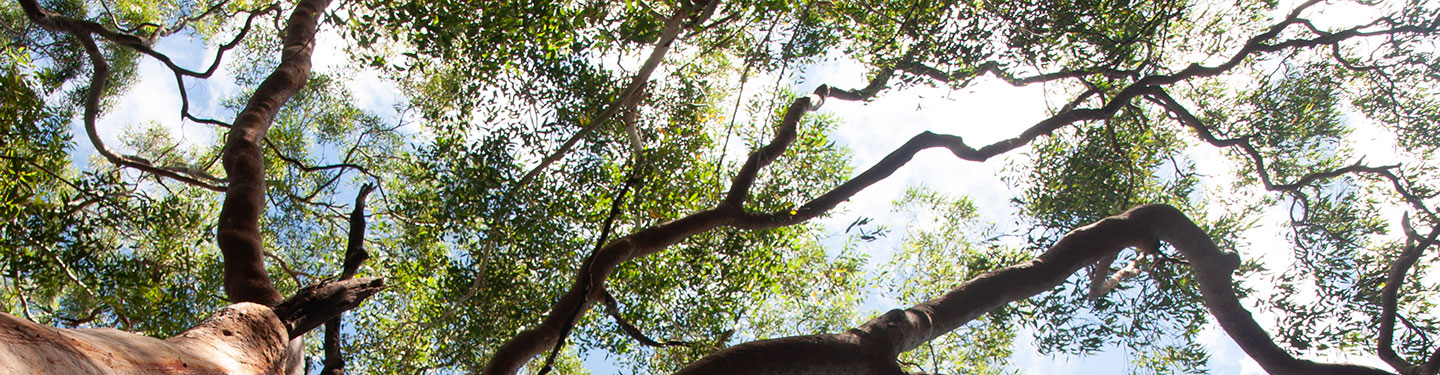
[2,0,1440,374]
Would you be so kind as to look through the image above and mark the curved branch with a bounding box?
[485,76,1128,374]
[486,3,1440,373]
[678,205,1392,375]
[22,0,273,131]
[217,0,334,305]
[482,23,1313,365]
[16,1,229,192]
[482,84,832,375]
[1147,89,1422,207]
[721,85,826,206]
[164,4,278,78]
[174,4,279,128]
[1149,87,1440,375]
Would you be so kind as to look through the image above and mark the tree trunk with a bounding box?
[0,303,302,375]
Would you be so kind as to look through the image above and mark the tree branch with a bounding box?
[322,183,376,375]
[481,84,833,375]
[216,0,334,306]
[271,277,385,339]
[1378,214,1440,375]
[484,3,1440,373]
[677,205,1393,375]
[535,164,643,375]
[174,4,279,128]
[1087,253,1147,301]
[1146,89,1425,209]
[339,184,376,280]
[485,70,1130,373]
[482,47,1255,371]
[266,138,374,177]
[16,0,228,192]
[515,0,718,188]
[601,289,696,347]
[720,85,826,206]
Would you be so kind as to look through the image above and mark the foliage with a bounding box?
[3,0,1440,374]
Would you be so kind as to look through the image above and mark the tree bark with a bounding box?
[0,303,292,375]
[0,277,381,375]
[218,0,335,306]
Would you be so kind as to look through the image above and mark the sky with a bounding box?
[61,0,1427,374]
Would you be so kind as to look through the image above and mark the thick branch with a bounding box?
[487,64,1183,374]
[486,71,1129,373]
[721,85,828,206]
[535,167,642,375]
[0,303,293,374]
[730,87,1146,230]
[216,0,333,306]
[678,205,1392,375]
[484,3,1440,373]
[1151,85,1440,375]
[340,185,376,279]
[272,277,385,340]
[19,0,335,305]
[482,85,833,375]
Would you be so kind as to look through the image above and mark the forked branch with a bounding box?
[15,0,288,192]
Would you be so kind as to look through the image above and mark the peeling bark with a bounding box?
[0,277,381,375]
[0,303,291,375]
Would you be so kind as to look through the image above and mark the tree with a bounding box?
[1,0,1438,374]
